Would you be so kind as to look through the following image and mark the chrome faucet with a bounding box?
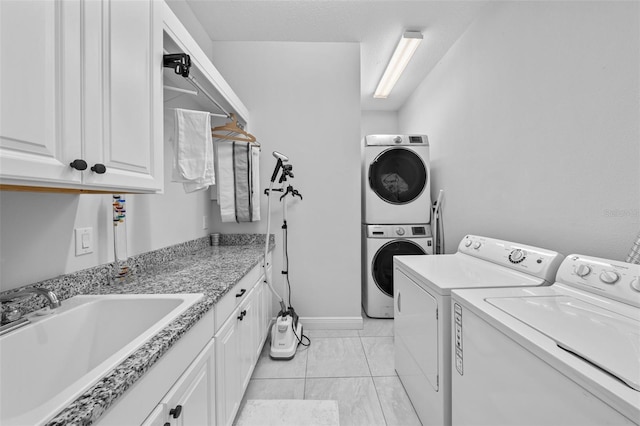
[0,287,60,334]
[0,287,61,310]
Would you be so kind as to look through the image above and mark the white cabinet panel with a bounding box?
[215,309,241,426]
[0,0,82,184]
[162,339,215,426]
[82,0,162,191]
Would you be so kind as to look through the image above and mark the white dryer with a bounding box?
[451,255,640,426]
[362,134,431,224]
[362,224,433,318]
[393,235,564,426]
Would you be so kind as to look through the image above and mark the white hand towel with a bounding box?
[172,108,215,193]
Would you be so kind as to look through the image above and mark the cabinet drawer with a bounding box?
[214,253,271,332]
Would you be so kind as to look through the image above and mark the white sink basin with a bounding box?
[0,293,204,425]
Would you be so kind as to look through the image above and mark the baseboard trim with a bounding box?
[296,316,364,330]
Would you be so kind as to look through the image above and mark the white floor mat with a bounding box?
[235,399,339,426]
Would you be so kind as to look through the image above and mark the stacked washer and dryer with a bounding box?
[361,134,433,318]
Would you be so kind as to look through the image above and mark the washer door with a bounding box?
[372,240,426,296]
[369,147,427,205]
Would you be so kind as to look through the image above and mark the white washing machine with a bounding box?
[362,223,433,318]
[393,235,564,426]
[362,134,431,224]
[451,255,640,426]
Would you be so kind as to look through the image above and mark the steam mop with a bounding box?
[264,151,305,360]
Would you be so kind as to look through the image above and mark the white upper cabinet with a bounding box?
[0,0,163,193]
[0,0,83,186]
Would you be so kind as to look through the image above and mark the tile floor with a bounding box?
[234,315,422,426]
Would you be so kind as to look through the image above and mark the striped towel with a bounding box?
[626,231,640,264]
[216,141,261,223]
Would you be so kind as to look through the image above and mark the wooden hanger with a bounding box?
[211,113,258,144]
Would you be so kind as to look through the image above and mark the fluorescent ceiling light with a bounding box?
[374,31,423,99]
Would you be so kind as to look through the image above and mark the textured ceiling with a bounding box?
[185,0,491,111]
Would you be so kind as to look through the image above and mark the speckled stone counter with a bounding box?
[1,234,274,426]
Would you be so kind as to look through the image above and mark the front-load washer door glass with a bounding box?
[369,147,427,205]
[373,240,426,296]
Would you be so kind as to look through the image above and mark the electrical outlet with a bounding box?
[202,216,209,230]
[75,227,93,256]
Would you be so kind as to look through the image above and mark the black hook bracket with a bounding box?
[280,185,303,201]
[163,53,191,77]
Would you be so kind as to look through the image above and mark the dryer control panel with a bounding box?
[366,224,433,238]
[458,235,564,283]
[557,255,640,308]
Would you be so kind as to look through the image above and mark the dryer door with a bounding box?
[372,240,426,297]
[369,147,427,205]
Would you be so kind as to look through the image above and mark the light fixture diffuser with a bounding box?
[374,31,423,99]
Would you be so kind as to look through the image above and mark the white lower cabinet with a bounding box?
[215,260,272,426]
[144,339,216,426]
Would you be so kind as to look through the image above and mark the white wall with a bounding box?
[361,110,399,139]
[399,1,640,260]
[0,98,213,291]
[208,41,362,321]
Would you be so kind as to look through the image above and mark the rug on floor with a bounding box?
[235,399,340,426]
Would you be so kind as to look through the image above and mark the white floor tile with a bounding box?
[361,336,395,376]
[359,316,394,337]
[243,378,305,400]
[235,400,339,426]
[305,377,386,426]
[306,337,370,378]
[373,376,422,426]
[251,341,308,379]
[306,329,360,338]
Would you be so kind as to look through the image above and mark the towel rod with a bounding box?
[165,107,228,119]
[163,53,233,120]
[164,85,198,96]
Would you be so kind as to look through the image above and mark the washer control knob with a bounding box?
[599,270,620,285]
[393,136,402,144]
[574,264,592,278]
[473,242,482,250]
[464,240,472,248]
[395,227,405,236]
[630,277,640,292]
[509,249,527,264]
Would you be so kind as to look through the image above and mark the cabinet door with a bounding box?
[238,292,257,392]
[83,0,162,191]
[141,405,167,426]
[0,0,83,185]
[162,339,215,426]
[215,309,241,426]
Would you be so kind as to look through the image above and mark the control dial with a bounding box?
[464,240,472,248]
[473,242,482,249]
[599,270,620,285]
[508,249,527,264]
[630,277,640,293]
[395,227,406,236]
[574,264,592,278]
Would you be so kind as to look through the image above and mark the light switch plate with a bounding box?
[75,227,93,256]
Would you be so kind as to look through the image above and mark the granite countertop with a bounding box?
[42,238,273,425]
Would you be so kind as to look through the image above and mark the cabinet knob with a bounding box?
[238,309,247,320]
[69,159,88,171]
[91,163,107,174]
[169,405,183,419]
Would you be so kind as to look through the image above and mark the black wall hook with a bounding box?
[163,53,191,77]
